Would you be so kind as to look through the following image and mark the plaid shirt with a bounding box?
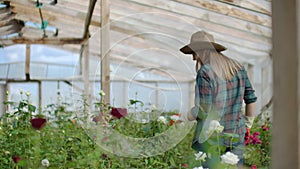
[191,64,257,147]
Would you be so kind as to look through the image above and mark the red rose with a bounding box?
[30,117,47,130]
[251,164,257,169]
[262,125,270,131]
[244,128,251,145]
[110,108,127,119]
[12,156,21,164]
[182,163,188,168]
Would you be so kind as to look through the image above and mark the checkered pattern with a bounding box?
[191,64,257,146]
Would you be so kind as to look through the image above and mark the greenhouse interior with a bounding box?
[0,0,298,168]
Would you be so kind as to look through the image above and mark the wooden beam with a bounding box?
[0,13,16,27]
[173,0,271,25]
[0,23,22,36]
[10,0,101,26]
[0,37,86,45]
[83,0,97,38]
[216,0,271,15]
[59,0,100,15]
[82,41,90,110]
[15,14,95,38]
[55,0,101,26]
[101,0,110,104]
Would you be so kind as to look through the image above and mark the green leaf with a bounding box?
[2,101,15,105]
[222,132,239,138]
[18,101,27,108]
[169,157,176,167]
[28,104,36,112]
[129,99,144,106]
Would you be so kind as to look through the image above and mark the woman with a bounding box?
[180,31,257,168]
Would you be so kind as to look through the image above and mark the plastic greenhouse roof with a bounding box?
[0,0,272,82]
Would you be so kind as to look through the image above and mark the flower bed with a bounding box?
[244,111,272,169]
[0,92,196,168]
[0,91,272,168]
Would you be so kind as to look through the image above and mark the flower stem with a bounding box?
[217,133,221,157]
[230,137,233,150]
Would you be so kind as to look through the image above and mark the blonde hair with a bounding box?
[195,50,242,80]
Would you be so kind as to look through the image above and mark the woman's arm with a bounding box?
[245,103,255,128]
[245,102,255,117]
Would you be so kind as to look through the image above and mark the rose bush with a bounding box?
[0,92,198,168]
[244,111,272,168]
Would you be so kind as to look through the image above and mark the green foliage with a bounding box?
[0,93,199,168]
[0,94,98,168]
[0,92,269,168]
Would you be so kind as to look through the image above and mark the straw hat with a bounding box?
[180,31,226,54]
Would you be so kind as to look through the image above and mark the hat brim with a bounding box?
[180,41,227,54]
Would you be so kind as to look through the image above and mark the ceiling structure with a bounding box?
[0,0,272,83]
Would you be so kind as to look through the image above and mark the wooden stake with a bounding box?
[101,0,110,104]
[25,44,30,80]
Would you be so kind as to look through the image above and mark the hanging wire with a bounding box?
[34,0,48,37]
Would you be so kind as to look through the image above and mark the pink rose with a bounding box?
[251,164,257,169]
[182,163,188,168]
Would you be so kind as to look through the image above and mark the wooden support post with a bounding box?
[272,0,300,168]
[83,42,90,109]
[25,44,30,80]
[0,84,6,117]
[101,0,110,104]
[38,81,42,108]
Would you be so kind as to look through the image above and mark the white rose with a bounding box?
[41,159,50,167]
[157,116,167,124]
[26,91,31,96]
[206,120,224,134]
[195,151,207,162]
[221,152,239,165]
[216,124,224,133]
[151,104,157,110]
[141,119,147,123]
[22,106,28,112]
[99,90,106,96]
[193,167,204,169]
